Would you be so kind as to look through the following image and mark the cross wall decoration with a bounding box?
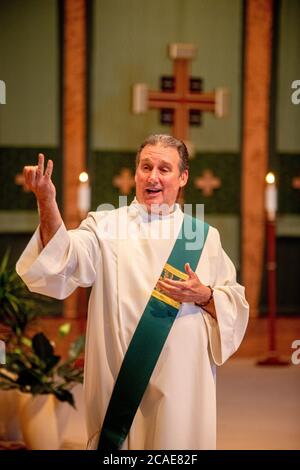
[132,43,228,144]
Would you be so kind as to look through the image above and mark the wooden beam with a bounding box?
[62,0,87,318]
[241,0,274,317]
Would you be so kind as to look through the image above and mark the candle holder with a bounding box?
[76,172,91,323]
[257,173,289,366]
[77,171,91,219]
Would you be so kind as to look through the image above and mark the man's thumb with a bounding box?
[185,263,195,278]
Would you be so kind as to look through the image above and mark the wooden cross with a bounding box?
[132,43,228,143]
[15,173,30,192]
[194,169,221,197]
[113,168,135,195]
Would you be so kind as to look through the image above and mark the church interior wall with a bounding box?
[0,0,299,313]
[90,0,243,270]
[267,0,300,314]
[277,0,300,153]
[0,0,62,313]
[0,0,59,147]
[92,0,242,152]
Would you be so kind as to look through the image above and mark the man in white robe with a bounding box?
[16,134,249,450]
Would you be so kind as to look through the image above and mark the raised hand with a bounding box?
[23,154,62,246]
[23,153,56,205]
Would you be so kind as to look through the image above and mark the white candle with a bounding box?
[265,172,277,221]
[78,172,91,217]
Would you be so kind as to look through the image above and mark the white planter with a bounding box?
[18,393,70,450]
[0,390,22,441]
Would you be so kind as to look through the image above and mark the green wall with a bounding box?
[0,0,59,146]
[0,0,60,315]
[275,0,300,235]
[92,0,243,152]
[91,0,243,265]
[277,0,300,153]
[0,0,61,213]
[1,0,299,303]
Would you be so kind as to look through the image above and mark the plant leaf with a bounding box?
[58,322,71,337]
[21,337,32,348]
[0,249,10,273]
[43,354,61,373]
[54,389,75,408]
[32,333,54,360]
[68,335,85,360]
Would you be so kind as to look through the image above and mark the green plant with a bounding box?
[0,331,84,407]
[0,250,42,338]
[0,251,84,407]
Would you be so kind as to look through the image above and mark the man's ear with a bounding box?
[179,169,189,188]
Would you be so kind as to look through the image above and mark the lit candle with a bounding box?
[78,172,91,218]
[265,172,277,221]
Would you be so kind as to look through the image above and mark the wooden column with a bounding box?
[63,0,87,318]
[241,0,274,317]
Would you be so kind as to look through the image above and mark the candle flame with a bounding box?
[79,172,89,183]
[266,172,275,184]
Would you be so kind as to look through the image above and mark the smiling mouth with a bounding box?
[145,188,162,194]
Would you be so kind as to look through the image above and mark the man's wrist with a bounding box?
[195,286,214,307]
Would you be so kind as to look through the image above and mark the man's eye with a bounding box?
[161,168,169,173]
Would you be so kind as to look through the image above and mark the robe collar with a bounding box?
[129,197,182,223]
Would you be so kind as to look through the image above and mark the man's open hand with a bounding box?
[23,153,56,205]
[157,263,211,305]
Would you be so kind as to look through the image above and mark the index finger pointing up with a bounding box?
[38,153,45,174]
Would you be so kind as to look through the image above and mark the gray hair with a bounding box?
[135,134,189,174]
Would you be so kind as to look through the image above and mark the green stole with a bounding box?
[97,214,209,450]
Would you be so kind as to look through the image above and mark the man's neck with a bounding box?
[134,198,176,216]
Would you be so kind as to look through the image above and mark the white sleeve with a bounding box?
[16,213,101,300]
[202,228,249,365]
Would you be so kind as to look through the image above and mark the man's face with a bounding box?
[135,144,188,212]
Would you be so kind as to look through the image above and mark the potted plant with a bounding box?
[0,251,85,449]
